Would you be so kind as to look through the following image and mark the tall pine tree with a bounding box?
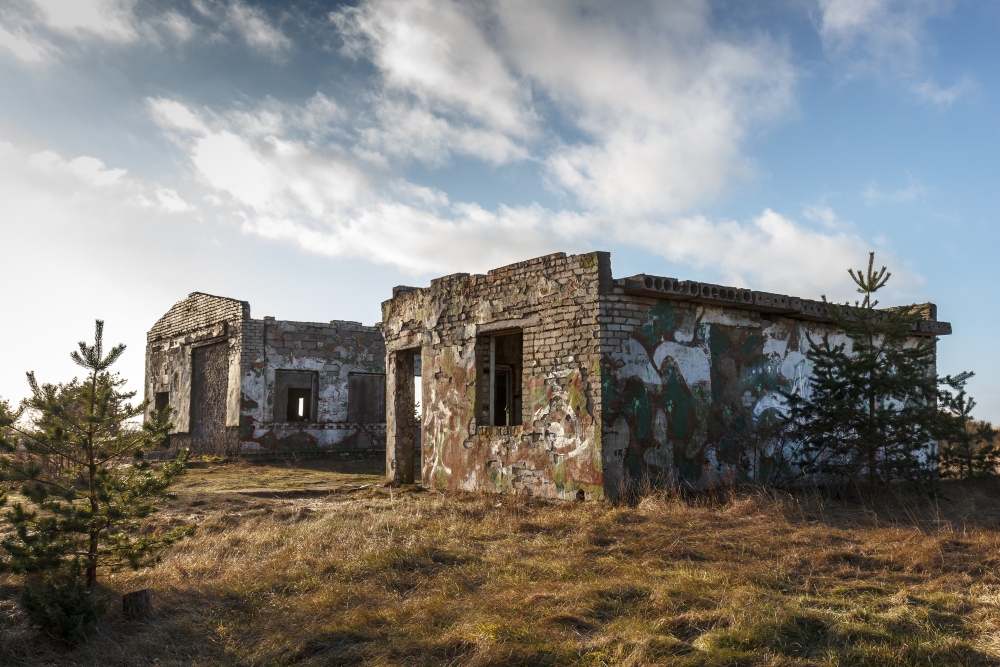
[0,320,191,588]
[784,253,944,500]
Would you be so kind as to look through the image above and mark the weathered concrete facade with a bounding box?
[381,251,951,499]
[146,293,386,458]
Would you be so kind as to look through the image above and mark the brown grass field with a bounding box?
[3,458,1000,666]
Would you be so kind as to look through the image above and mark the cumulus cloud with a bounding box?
[334,0,537,137]
[499,1,795,216]
[631,209,920,301]
[146,91,902,300]
[133,0,917,295]
[147,96,578,273]
[335,0,794,216]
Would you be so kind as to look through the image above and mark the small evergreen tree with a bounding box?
[784,253,947,501]
[0,320,191,597]
[937,372,998,479]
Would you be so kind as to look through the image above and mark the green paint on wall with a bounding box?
[639,301,680,347]
[622,381,651,441]
[708,324,730,357]
[660,367,694,439]
[601,367,617,416]
[740,334,763,357]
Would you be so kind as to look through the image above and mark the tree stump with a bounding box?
[123,588,152,619]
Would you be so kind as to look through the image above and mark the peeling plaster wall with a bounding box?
[381,251,611,500]
[147,295,387,459]
[145,293,248,456]
[238,318,387,456]
[383,251,945,500]
[598,286,936,490]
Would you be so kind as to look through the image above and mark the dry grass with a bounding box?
[4,461,1000,666]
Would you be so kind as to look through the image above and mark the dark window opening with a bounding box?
[274,370,318,423]
[477,330,523,427]
[154,391,169,413]
[347,373,386,424]
[286,388,312,422]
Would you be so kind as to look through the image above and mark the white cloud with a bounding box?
[502,1,795,216]
[30,0,137,41]
[0,138,199,407]
[27,149,127,187]
[911,75,976,105]
[223,0,290,56]
[358,99,529,166]
[632,209,920,301]
[0,0,290,64]
[0,22,47,62]
[134,1,911,293]
[153,10,198,43]
[863,175,930,205]
[815,0,974,105]
[147,94,896,299]
[335,0,794,216]
[333,0,536,138]
[816,0,941,76]
[155,187,191,212]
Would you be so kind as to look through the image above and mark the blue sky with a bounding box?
[1,0,998,420]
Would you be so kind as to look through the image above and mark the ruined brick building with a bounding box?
[381,251,951,500]
[145,293,386,458]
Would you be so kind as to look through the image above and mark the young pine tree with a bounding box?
[0,320,191,593]
[784,253,946,501]
[937,372,998,479]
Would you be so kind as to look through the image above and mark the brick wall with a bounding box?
[145,292,247,455]
[239,318,387,457]
[380,251,611,500]
[146,293,387,459]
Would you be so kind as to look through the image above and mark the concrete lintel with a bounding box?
[477,313,541,335]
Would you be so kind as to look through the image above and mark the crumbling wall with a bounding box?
[145,293,248,456]
[599,281,945,490]
[239,318,387,457]
[380,251,611,500]
[384,251,949,499]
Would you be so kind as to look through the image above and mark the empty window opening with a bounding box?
[153,391,169,413]
[274,370,318,423]
[348,373,387,424]
[286,387,312,422]
[478,331,523,427]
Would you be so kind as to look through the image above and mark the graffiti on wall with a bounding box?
[602,300,850,487]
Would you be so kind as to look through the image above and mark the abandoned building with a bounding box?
[145,292,387,458]
[381,251,952,500]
